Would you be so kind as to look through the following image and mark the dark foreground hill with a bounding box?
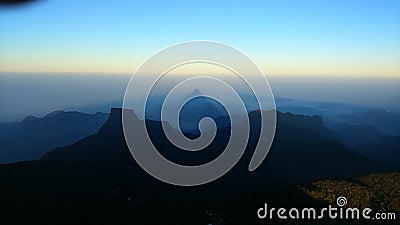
[0,108,396,224]
[0,162,397,224]
[364,135,400,170]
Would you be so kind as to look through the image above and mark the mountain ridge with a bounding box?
[0,110,109,163]
[42,107,376,184]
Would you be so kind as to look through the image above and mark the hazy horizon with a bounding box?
[1,72,400,122]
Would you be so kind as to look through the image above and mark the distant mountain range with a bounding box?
[329,122,387,149]
[333,108,400,135]
[0,110,108,163]
[2,103,399,171]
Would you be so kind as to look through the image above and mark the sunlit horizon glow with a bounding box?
[0,0,399,77]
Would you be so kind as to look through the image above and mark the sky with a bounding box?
[0,0,400,77]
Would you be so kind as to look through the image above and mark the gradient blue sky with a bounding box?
[0,0,399,76]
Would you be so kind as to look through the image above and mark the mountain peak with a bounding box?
[99,108,139,134]
[46,110,66,118]
[21,115,38,123]
[186,88,203,98]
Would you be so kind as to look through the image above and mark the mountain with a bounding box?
[0,107,388,225]
[43,108,376,184]
[243,110,376,183]
[329,122,387,150]
[327,122,400,170]
[41,108,228,169]
[41,108,136,170]
[0,110,109,163]
[335,108,400,135]
[144,88,230,135]
[277,105,323,116]
[178,89,229,134]
[274,98,368,115]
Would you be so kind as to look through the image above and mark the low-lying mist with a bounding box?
[1,72,399,122]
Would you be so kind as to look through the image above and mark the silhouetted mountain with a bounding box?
[43,108,375,184]
[274,98,368,115]
[0,110,109,163]
[277,105,323,116]
[42,108,228,169]
[335,108,400,135]
[179,89,229,134]
[329,122,387,150]
[242,110,375,183]
[41,108,134,170]
[143,88,230,135]
[0,107,391,225]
